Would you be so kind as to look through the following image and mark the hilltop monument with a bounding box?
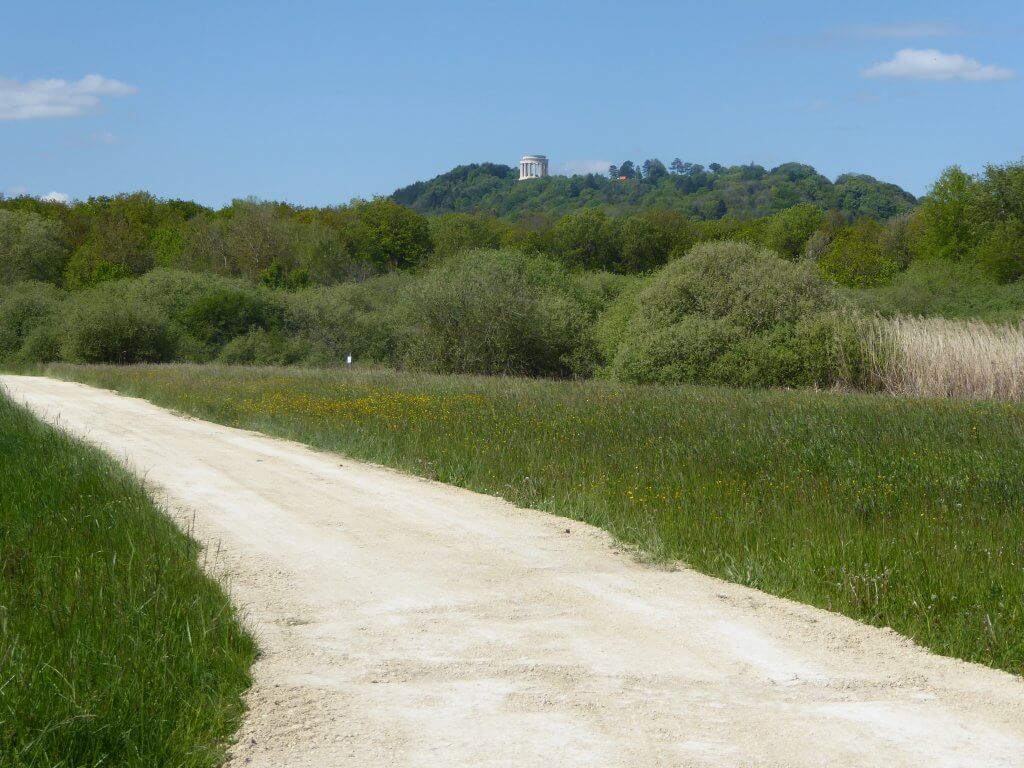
[519,154,548,180]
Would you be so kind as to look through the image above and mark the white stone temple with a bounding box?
[519,154,548,180]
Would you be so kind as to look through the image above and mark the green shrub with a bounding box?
[60,289,176,364]
[122,269,246,321]
[762,204,825,259]
[970,221,1024,284]
[399,248,595,377]
[173,332,215,363]
[713,316,863,388]
[613,315,742,384]
[17,324,62,363]
[609,240,849,387]
[181,287,281,347]
[616,215,673,272]
[218,328,308,366]
[850,259,1024,322]
[552,209,620,270]
[284,272,411,365]
[0,282,63,360]
[592,278,644,367]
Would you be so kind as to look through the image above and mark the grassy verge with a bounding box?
[37,363,1024,677]
[0,392,256,767]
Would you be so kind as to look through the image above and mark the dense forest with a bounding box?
[2,159,1024,387]
[391,160,918,221]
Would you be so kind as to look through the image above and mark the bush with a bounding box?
[613,315,742,384]
[762,204,825,259]
[60,289,176,364]
[399,249,596,377]
[608,240,850,387]
[181,287,281,347]
[850,259,1024,323]
[62,248,133,289]
[970,221,1024,284]
[18,324,62,363]
[0,282,63,360]
[284,272,411,365]
[122,269,245,322]
[592,278,644,368]
[218,329,308,366]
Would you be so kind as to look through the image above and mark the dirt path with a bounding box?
[4,374,1024,767]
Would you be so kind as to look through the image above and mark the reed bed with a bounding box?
[862,316,1024,400]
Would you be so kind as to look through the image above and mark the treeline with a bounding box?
[391,160,917,220]
[0,177,1015,296]
[0,191,855,287]
[4,159,1024,387]
[0,195,431,289]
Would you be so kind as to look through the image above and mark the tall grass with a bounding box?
[0,394,255,767]
[41,363,1024,677]
[863,316,1024,400]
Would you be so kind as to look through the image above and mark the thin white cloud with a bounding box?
[88,131,118,144]
[0,74,138,120]
[556,160,613,176]
[837,22,962,39]
[41,192,69,203]
[862,49,1014,81]
[803,100,832,113]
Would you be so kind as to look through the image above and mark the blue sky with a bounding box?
[2,0,1023,206]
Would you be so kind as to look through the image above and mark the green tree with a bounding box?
[0,210,68,284]
[553,209,620,269]
[223,199,297,279]
[762,204,826,259]
[970,221,1024,283]
[609,240,850,387]
[818,220,898,288]
[429,212,505,259]
[616,210,690,272]
[920,167,982,261]
[349,198,432,269]
[642,159,668,181]
[74,192,163,276]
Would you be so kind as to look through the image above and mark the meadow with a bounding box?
[42,362,1024,677]
[0,394,255,767]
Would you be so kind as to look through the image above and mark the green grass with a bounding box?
[36,363,1024,678]
[0,393,256,767]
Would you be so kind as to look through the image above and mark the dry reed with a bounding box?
[862,316,1024,400]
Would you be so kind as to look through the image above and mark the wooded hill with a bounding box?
[391,160,917,221]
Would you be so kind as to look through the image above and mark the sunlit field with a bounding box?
[41,363,1024,677]
[0,394,255,768]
